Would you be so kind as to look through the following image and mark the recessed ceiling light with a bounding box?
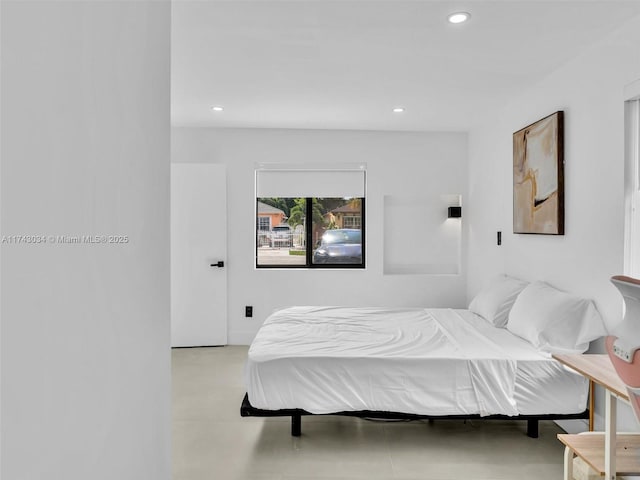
[447,12,470,24]
[211,105,224,112]
[393,107,405,113]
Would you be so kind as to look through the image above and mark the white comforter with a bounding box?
[245,307,588,416]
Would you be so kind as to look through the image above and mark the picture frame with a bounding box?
[513,111,564,235]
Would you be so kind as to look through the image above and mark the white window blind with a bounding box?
[256,164,366,198]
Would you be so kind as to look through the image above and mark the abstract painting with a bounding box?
[513,111,564,235]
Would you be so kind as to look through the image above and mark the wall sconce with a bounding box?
[448,206,462,218]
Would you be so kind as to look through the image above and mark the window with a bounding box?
[342,215,361,229]
[625,97,640,276]
[255,165,366,268]
[257,216,271,231]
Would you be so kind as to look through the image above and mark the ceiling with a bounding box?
[171,1,640,132]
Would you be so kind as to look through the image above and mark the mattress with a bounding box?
[245,306,589,416]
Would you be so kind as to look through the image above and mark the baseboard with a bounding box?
[228,331,255,345]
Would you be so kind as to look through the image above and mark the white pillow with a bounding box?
[506,281,607,354]
[468,274,529,327]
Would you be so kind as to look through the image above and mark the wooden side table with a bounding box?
[553,354,639,480]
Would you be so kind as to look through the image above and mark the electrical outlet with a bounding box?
[245,306,253,318]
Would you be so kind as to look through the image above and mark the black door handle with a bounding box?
[210,261,225,268]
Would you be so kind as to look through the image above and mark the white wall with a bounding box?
[467,15,640,430]
[172,127,468,344]
[1,2,171,479]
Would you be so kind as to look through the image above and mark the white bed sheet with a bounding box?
[245,306,588,416]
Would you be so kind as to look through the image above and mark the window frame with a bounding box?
[255,197,366,269]
[257,216,271,231]
[624,96,640,276]
[342,215,361,229]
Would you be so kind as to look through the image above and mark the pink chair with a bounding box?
[606,275,640,423]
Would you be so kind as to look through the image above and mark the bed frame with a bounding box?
[240,393,589,438]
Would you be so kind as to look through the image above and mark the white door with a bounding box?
[171,163,227,347]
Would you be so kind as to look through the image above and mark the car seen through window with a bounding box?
[313,229,362,264]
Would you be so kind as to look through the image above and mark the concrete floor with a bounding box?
[172,345,568,480]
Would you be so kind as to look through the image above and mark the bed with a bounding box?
[241,276,607,438]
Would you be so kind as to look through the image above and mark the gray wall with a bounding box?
[1,2,171,478]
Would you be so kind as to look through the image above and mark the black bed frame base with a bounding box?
[240,393,588,439]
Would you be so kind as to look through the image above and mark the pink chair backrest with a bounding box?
[608,276,640,424]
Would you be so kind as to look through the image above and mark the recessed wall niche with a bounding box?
[383,194,461,275]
